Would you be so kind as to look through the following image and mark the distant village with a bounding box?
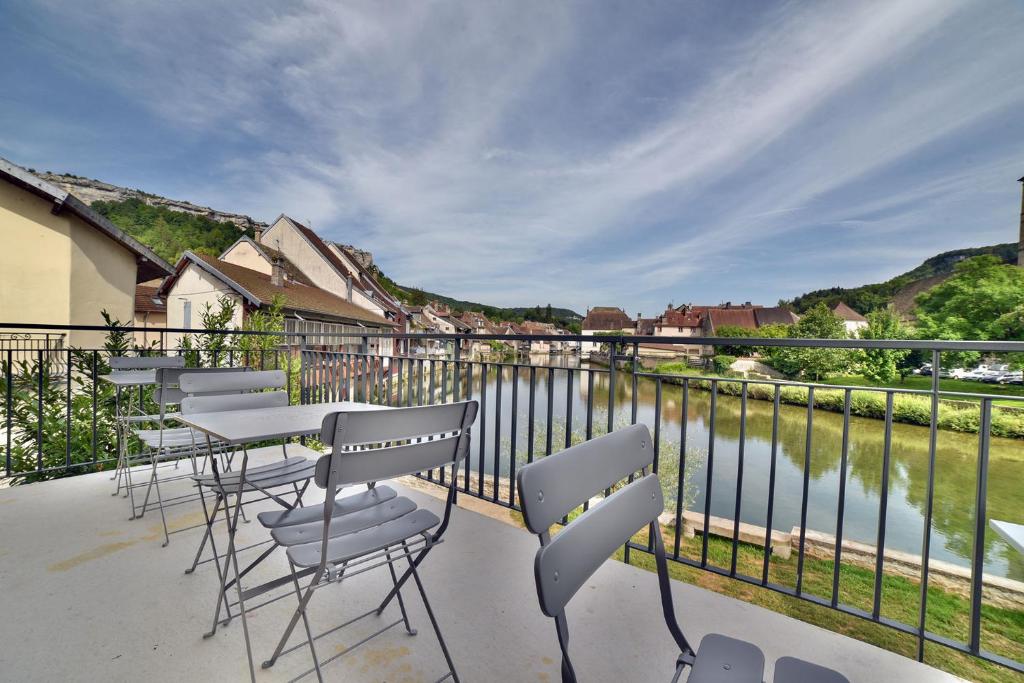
[0,156,871,367]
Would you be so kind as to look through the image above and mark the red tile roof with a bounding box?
[831,302,867,322]
[134,285,166,314]
[707,308,758,332]
[166,252,394,327]
[582,307,632,331]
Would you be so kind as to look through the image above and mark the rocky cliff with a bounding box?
[38,172,267,231]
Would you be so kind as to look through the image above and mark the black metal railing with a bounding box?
[1,322,1023,675]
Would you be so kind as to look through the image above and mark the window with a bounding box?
[183,300,192,329]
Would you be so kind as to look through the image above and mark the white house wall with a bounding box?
[164,263,244,349]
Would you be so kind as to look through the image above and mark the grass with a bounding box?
[509,509,1024,682]
[823,375,1024,407]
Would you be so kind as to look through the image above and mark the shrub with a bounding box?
[712,354,737,374]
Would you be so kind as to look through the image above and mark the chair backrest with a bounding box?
[109,356,185,370]
[517,423,660,617]
[153,366,248,409]
[179,369,288,415]
[181,390,289,415]
[179,369,286,395]
[314,401,478,489]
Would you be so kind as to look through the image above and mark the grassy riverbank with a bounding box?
[652,363,1024,440]
[624,529,1024,683]
[505,501,1024,682]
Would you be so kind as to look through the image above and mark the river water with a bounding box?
[418,354,1024,581]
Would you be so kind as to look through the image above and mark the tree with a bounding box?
[857,307,910,384]
[237,294,285,368]
[711,325,760,356]
[915,255,1024,341]
[769,303,851,380]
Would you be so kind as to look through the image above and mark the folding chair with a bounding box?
[261,400,478,683]
[129,366,248,545]
[516,423,849,683]
[107,355,186,496]
[178,371,323,637]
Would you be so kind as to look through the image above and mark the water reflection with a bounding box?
[420,356,1024,580]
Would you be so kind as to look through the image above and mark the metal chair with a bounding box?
[107,355,186,495]
[178,370,324,642]
[516,423,849,683]
[129,366,247,545]
[261,400,478,683]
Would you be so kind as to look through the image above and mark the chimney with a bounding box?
[1018,176,1023,267]
[346,274,354,302]
[270,257,285,287]
[254,225,263,242]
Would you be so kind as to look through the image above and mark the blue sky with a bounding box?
[2,1,1023,316]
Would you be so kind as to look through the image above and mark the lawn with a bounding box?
[823,375,1024,407]
[510,508,1024,682]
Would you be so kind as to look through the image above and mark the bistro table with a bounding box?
[177,400,391,682]
[991,519,1024,556]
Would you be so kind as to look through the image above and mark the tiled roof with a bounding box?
[169,252,393,327]
[135,285,166,314]
[582,307,632,331]
[281,216,403,316]
[658,308,703,328]
[634,318,656,335]
[831,302,867,322]
[707,308,758,331]
[753,307,799,327]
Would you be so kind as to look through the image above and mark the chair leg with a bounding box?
[152,457,170,547]
[262,567,324,671]
[387,545,417,636]
[408,555,459,683]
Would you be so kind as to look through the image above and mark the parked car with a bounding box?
[948,368,970,379]
[916,363,933,376]
[997,370,1023,385]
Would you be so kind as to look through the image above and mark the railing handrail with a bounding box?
[2,321,1024,353]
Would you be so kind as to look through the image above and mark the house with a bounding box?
[0,157,173,348]
[134,280,167,348]
[232,216,409,353]
[459,311,501,354]
[581,306,633,356]
[643,305,705,358]
[520,320,558,354]
[832,302,868,335]
[159,251,394,352]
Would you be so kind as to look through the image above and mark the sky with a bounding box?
[2,0,1023,316]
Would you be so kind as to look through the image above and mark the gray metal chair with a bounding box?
[130,366,247,545]
[107,355,186,495]
[178,370,321,577]
[261,400,478,683]
[516,423,849,683]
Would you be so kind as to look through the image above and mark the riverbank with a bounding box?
[404,474,1024,683]
[646,362,1024,440]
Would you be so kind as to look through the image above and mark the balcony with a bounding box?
[0,451,962,682]
[1,323,1023,681]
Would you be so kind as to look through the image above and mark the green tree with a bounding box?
[857,307,910,384]
[769,303,850,380]
[237,294,285,368]
[914,255,1024,341]
[711,325,760,356]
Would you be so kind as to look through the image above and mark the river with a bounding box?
[413,353,1024,582]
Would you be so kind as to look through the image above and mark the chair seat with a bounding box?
[272,496,417,547]
[287,508,440,568]
[258,485,398,529]
[773,657,848,683]
[125,412,181,424]
[193,445,319,491]
[136,427,212,448]
[687,633,765,683]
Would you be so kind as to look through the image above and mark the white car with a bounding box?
[948,368,969,379]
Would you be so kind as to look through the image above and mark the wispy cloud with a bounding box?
[3,0,1024,313]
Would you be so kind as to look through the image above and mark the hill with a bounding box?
[783,243,1019,315]
[368,269,583,330]
[45,173,584,322]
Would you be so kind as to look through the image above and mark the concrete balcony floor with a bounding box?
[0,453,964,682]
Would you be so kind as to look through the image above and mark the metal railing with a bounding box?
[1,322,1023,675]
